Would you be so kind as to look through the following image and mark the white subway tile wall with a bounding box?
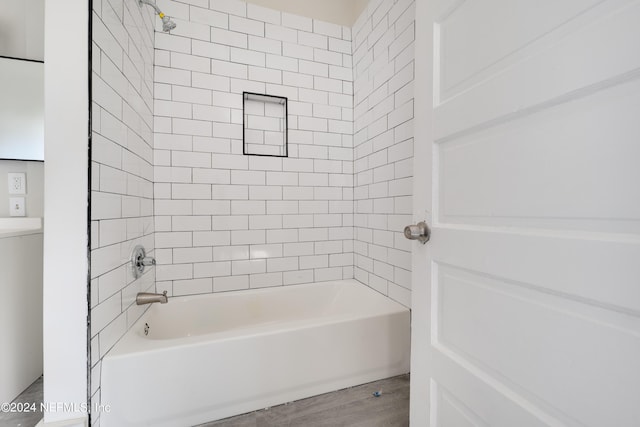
[91,1,156,423]
[154,0,356,297]
[352,0,415,307]
[89,1,415,422]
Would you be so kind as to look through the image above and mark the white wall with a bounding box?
[153,0,354,296]
[352,0,415,307]
[0,232,43,404]
[0,0,45,60]
[89,1,157,423]
[0,160,44,217]
[242,0,369,26]
[42,0,88,424]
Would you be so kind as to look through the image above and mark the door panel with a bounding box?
[432,381,491,427]
[435,229,640,312]
[431,355,558,427]
[434,263,640,427]
[436,0,603,100]
[434,0,640,138]
[411,0,640,425]
[438,79,640,234]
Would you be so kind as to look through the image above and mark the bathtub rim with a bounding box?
[105,279,410,357]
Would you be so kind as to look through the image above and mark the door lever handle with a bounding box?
[404,221,430,244]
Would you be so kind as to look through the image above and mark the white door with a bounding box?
[410,0,640,426]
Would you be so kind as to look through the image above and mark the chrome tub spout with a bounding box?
[136,290,168,305]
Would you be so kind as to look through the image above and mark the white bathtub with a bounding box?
[100,279,410,426]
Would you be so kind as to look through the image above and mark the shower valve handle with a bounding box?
[131,245,156,279]
[141,256,156,267]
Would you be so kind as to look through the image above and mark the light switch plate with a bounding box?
[8,173,26,194]
[9,197,26,217]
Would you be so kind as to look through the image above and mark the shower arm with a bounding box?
[138,0,163,18]
[138,0,177,32]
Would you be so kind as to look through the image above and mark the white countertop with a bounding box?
[0,217,43,238]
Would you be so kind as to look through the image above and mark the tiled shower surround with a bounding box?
[90,0,156,424]
[89,0,413,424]
[153,0,356,295]
[352,0,415,307]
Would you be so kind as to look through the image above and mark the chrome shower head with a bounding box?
[138,0,177,32]
[161,15,177,32]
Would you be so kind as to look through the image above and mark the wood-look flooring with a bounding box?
[0,375,409,427]
[198,375,410,427]
[0,376,44,427]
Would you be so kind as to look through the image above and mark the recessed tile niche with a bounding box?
[242,92,288,157]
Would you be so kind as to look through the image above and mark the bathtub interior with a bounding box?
[138,280,407,341]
